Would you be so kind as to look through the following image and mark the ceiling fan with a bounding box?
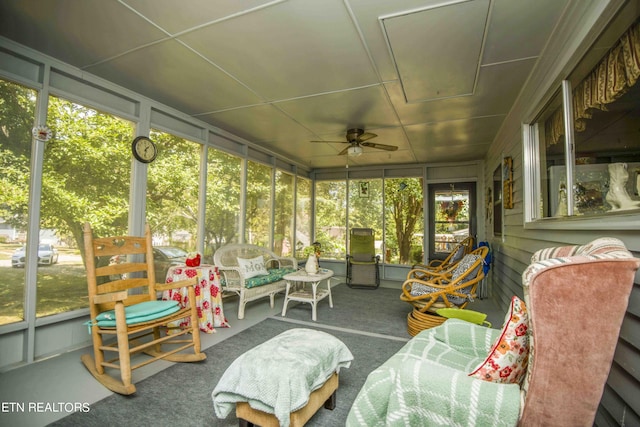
[311,128,398,156]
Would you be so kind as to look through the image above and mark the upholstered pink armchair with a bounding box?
[519,237,639,425]
[347,237,639,426]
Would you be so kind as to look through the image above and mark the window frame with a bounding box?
[524,80,640,231]
[523,8,640,231]
[428,182,475,261]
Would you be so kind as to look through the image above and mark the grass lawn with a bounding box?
[0,263,88,325]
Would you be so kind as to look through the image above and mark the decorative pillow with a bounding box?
[410,254,483,306]
[443,254,483,305]
[417,254,478,303]
[468,295,529,384]
[409,285,471,307]
[410,255,476,295]
[450,244,466,264]
[410,282,436,296]
[451,254,481,282]
[237,255,268,279]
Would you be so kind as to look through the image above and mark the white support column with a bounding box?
[197,144,208,255]
[129,101,151,238]
[23,65,52,363]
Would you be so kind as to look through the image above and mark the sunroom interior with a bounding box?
[0,0,639,426]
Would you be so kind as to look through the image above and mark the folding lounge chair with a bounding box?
[346,228,380,289]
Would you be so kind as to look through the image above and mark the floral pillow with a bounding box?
[237,255,268,279]
[468,295,529,384]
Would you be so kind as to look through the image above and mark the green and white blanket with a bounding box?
[212,328,353,427]
[347,319,522,427]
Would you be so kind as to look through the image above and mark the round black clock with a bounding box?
[132,136,157,163]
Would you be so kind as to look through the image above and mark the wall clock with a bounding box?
[132,136,157,163]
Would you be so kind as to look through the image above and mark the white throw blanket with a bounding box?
[212,328,353,427]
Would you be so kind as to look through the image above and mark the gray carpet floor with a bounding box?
[277,283,504,335]
[50,285,412,426]
[277,283,414,339]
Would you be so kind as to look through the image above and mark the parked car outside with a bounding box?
[153,246,188,281]
[11,243,59,267]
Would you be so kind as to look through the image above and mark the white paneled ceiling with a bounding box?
[382,0,489,102]
[0,0,569,169]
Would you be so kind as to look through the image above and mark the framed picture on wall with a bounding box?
[359,181,369,198]
[493,165,502,235]
[503,156,514,209]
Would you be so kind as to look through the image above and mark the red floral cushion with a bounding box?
[468,295,529,384]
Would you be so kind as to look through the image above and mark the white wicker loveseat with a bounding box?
[213,244,297,319]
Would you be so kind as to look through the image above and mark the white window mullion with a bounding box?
[561,80,576,216]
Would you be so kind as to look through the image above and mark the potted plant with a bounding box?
[303,242,322,274]
[440,200,464,222]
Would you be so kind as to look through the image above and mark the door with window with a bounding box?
[428,182,476,261]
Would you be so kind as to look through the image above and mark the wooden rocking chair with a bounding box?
[81,223,206,395]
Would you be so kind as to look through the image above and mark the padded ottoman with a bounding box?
[212,328,353,427]
[236,372,338,427]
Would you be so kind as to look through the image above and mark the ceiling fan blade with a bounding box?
[338,146,350,155]
[358,132,377,142]
[310,140,350,144]
[361,142,398,151]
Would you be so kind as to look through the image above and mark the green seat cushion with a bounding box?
[95,300,180,327]
[436,307,491,327]
[245,267,296,289]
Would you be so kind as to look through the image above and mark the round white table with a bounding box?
[281,268,334,321]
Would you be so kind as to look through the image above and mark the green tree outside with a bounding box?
[384,178,424,264]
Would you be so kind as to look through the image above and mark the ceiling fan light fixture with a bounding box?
[348,145,363,156]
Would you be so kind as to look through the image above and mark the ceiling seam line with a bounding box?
[81,37,171,69]
[270,83,386,104]
[117,0,173,37]
[377,0,473,21]
[192,82,390,116]
[160,0,288,39]
[343,0,415,162]
[470,0,494,97]
[481,56,540,68]
[175,39,268,101]
[375,13,419,162]
[85,0,289,70]
[412,113,507,127]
